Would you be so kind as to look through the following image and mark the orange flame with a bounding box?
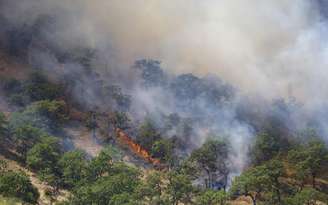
[115,128,161,166]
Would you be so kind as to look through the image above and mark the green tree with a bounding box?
[179,158,200,180]
[151,139,174,164]
[24,72,63,102]
[285,188,327,205]
[26,136,62,186]
[58,150,88,188]
[167,171,194,205]
[0,171,39,204]
[69,185,93,205]
[102,145,123,161]
[250,132,281,165]
[9,100,68,132]
[263,159,286,204]
[230,165,269,205]
[87,148,113,181]
[288,139,328,189]
[137,171,166,205]
[190,139,230,189]
[12,125,45,159]
[196,190,228,205]
[109,111,131,130]
[31,100,68,126]
[109,193,140,205]
[71,165,140,205]
[109,162,141,178]
[136,119,161,151]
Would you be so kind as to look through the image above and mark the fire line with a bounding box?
[115,128,161,166]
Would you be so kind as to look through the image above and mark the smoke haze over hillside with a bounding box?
[1,0,328,100]
[1,0,328,177]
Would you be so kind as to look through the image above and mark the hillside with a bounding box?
[0,51,327,205]
[1,1,328,204]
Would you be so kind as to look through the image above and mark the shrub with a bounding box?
[0,171,39,204]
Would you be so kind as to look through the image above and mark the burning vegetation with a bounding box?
[115,128,162,167]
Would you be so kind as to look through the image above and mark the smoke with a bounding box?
[1,0,327,98]
[1,0,328,177]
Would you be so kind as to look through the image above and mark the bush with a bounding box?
[196,190,228,205]
[58,150,88,188]
[0,171,39,204]
[24,72,63,102]
[26,136,62,185]
[151,139,174,163]
[71,170,140,205]
[9,100,68,132]
[285,188,328,205]
[1,73,63,106]
[31,100,69,125]
[136,119,161,151]
[12,125,46,159]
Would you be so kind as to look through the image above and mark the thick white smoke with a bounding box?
[1,0,328,175]
[2,0,326,100]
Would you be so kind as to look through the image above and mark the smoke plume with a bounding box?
[1,0,328,176]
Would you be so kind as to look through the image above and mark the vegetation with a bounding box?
[0,170,39,204]
[288,138,328,189]
[27,136,62,189]
[230,165,269,205]
[9,100,68,133]
[58,150,88,188]
[136,118,161,151]
[285,188,328,205]
[196,190,228,205]
[167,171,194,205]
[2,72,63,106]
[12,125,46,159]
[0,112,7,137]
[0,196,22,205]
[189,139,230,189]
[0,62,327,205]
[250,132,282,165]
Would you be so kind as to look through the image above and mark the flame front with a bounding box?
[115,128,161,166]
